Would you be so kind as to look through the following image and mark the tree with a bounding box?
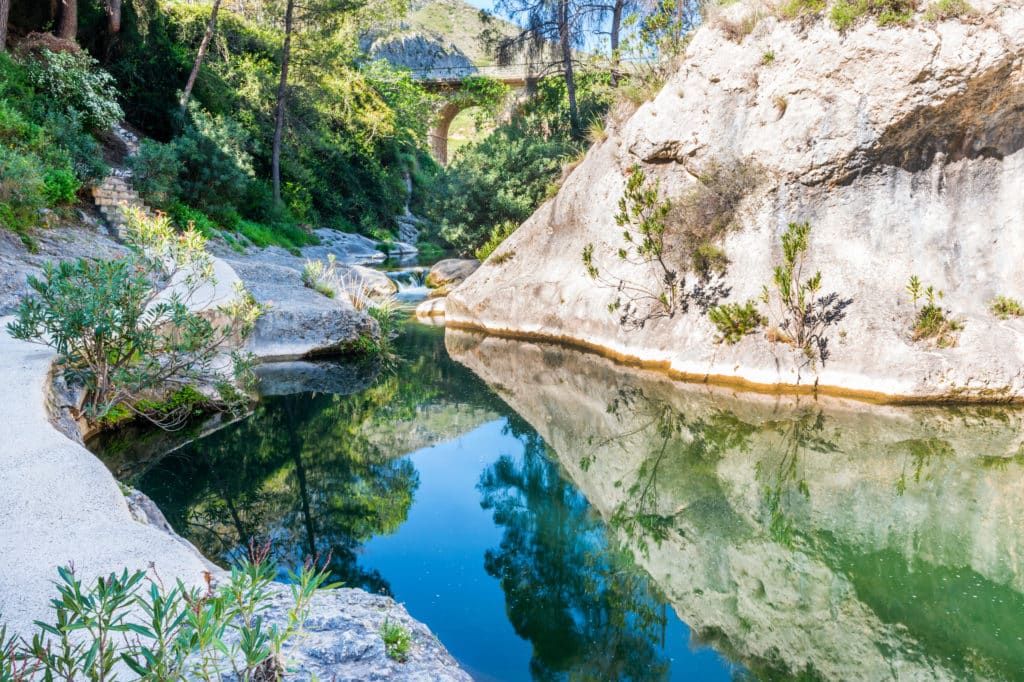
[105,0,122,34]
[179,0,224,120]
[490,0,586,137]
[0,0,9,51]
[57,0,77,40]
[271,0,296,207]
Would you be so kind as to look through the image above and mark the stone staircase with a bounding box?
[92,126,155,239]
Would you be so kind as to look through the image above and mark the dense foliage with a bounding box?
[424,74,613,256]
[0,48,112,236]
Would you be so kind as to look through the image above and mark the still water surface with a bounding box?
[93,322,1024,681]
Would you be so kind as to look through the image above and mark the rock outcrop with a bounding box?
[448,3,1024,402]
[227,259,377,361]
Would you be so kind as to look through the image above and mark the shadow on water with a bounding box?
[90,322,1024,681]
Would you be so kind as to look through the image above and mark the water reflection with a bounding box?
[447,330,1024,681]
[479,417,673,680]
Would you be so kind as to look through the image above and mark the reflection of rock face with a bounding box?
[447,330,1024,680]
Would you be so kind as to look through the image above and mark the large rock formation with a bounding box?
[448,3,1024,401]
[447,330,1024,680]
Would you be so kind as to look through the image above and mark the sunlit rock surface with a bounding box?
[449,4,1024,400]
[448,330,1024,680]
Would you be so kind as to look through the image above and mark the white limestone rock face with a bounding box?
[448,5,1024,401]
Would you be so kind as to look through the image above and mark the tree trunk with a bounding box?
[106,0,121,34]
[558,0,579,137]
[609,0,624,87]
[179,0,223,120]
[57,0,77,40]
[0,0,10,52]
[50,0,58,22]
[271,0,295,208]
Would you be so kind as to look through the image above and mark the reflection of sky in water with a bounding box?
[95,323,1024,682]
[360,419,737,681]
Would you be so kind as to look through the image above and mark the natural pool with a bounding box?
[93,322,1024,681]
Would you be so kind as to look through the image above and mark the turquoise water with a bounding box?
[93,322,1024,680]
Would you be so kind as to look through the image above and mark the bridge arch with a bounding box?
[413,65,538,165]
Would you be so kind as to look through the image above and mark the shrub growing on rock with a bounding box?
[0,542,336,681]
[906,275,962,347]
[759,222,850,364]
[7,210,263,426]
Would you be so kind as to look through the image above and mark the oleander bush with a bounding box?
[6,210,263,427]
[0,541,337,682]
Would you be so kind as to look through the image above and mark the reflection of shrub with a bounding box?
[709,300,765,344]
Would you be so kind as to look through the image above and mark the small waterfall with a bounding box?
[397,171,421,245]
[386,266,430,301]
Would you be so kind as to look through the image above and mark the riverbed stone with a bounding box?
[226,258,377,361]
[426,259,479,289]
[415,297,447,319]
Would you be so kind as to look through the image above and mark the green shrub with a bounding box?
[924,0,974,19]
[0,544,337,682]
[302,255,339,298]
[906,275,962,346]
[380,618,412,662]
[42,167,81,204]
[779,0,826,18]
[990,296,1024,320]
[475,221,518,261]
[830,0,916,30]
[709,300,765,344]
[7,210,263,425]
[0,147,45,231]
[24,49,122,131]
[760,222,849,363]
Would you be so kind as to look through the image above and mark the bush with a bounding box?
[0,147,45,232]
[0,544,336,682]
[24,49,122,131]
[990,296,1024,320]
[42,167,81,204]
[475,221,518,261]
[830,0,917,30]
[760,222,849,363]
[709,300,765,344]
[7,210,263,425]
[924,0,974,19]
[380,618,412,662]
[906,276,962,346]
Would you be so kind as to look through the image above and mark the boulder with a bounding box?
[336,264,398,299]
[426,258,479,289]
[227,259,376,361]
[303,229,386,265]
[415,297,446,319]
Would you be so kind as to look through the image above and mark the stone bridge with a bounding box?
[409,64,541,165]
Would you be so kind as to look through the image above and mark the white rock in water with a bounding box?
[449,6,1024,402]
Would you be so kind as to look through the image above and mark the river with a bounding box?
[91,319,1024,681]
